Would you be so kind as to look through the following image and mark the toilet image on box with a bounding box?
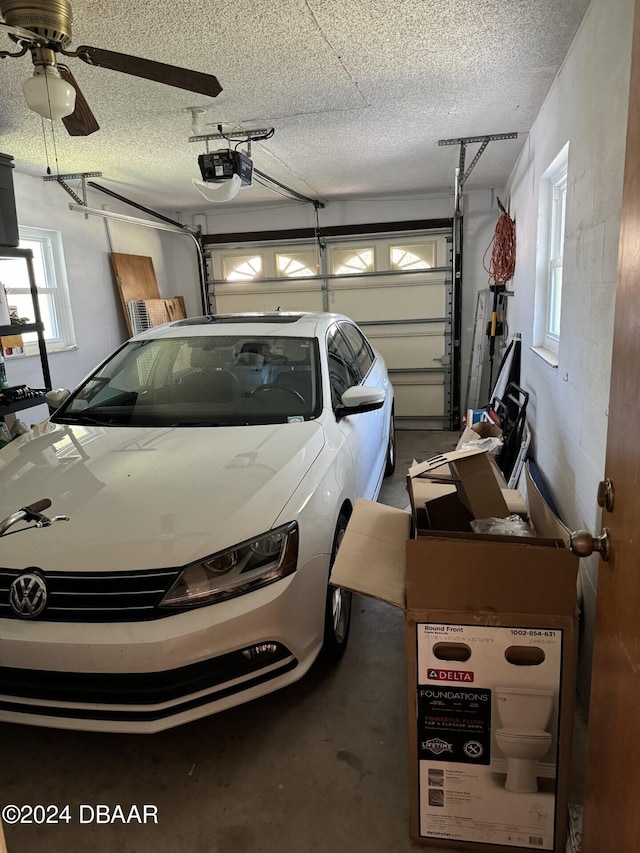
[495,687,554,793]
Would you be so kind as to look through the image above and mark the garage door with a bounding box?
[207,227,453,429]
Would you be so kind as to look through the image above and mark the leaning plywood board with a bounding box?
[1,817,7,853]
[110,253,160,336]
[110,254,187,335]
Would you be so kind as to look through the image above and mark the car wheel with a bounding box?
[384,410,396,477]
[321,511,352,661]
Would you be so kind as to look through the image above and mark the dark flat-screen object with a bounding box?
[0,153,19,248]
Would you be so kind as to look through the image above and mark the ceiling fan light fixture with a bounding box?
[22,65,76,121]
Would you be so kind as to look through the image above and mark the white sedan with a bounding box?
[0,312,395,732]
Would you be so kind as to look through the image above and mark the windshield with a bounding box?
[54,335,321,427]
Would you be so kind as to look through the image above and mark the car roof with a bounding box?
[132,311,354,341]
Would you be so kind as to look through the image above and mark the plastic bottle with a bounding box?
[10,419,28,439]
[0,423,11,448]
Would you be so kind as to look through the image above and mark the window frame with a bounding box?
[533,144,569,364]
[1,226,76,357]
[326,325,362,408]
[338,321,374,380]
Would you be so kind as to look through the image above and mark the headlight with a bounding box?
[159,521,298,608]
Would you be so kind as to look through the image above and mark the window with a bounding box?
[0,226,76,356]
[276,252,317,278]
[534,144,569,363]
[390,242,436,270]
[339,321,374,378]
[331,247,374,276]
[223,254,263,281]
[327,327,361,406]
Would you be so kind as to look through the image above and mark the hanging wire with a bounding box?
[314,202,325,277]
[483,201,516,287]
[41,116,52,175]
[43,67,62,177]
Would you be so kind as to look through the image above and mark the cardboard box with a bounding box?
[408,448,527,529]
[0,333,24,349]
[331,463,579,852]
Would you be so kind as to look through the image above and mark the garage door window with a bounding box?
[331,248,374,275]
[390,242,436,270]
[0,226,76,356]
[223,254,263,281]
[276,252,317,278]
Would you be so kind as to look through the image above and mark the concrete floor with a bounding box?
[0,431,587,853]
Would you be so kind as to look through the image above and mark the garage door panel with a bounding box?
[215,283,324,315]
[208,227,453,429]
[364,325,447,370]
[328,277,447,322]
[392,380,445,419]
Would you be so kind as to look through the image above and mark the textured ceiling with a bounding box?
[0,0,591,212]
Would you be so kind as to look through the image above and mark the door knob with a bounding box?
[568,529,611,562]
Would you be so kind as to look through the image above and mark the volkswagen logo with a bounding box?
[8,571,48,618]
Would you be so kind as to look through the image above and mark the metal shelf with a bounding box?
[0,395,46,416]
[0,247,51,392]
[0,322,44,337]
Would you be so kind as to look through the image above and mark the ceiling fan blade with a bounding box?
[76,45,223,98]
[58,64,100,136]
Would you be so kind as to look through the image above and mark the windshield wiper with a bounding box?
[54,413,121,426]
[168,421,228,427]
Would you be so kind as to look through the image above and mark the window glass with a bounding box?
[0,227,75,355]
[276,252,317,278]
[222,254,263,280]
[327,327,360,406]
[330,248,374,276]
[55,335,320,426]
[533,143,569,360]
[339,321,374,377]
[390,242,436,270]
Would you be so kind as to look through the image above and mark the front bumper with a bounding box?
[0,555,327,733]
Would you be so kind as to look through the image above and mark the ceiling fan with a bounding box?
[0,0,222,136]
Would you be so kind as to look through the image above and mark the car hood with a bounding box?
[0,420,325,572]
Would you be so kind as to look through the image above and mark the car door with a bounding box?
[327,323,387,500]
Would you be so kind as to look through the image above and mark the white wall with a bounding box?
[505,0,634,704]
[6,173,201,391]
[182,193,454,236]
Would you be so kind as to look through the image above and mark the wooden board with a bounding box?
[110,255,187,335]
[110,253,160,336]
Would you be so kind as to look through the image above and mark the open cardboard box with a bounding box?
[331,461,579,852]
[408,446,527,531]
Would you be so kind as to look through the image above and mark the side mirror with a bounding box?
[45,388,70,413]
[335,386,385,419]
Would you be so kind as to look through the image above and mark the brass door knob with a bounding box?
[568,529,611,562]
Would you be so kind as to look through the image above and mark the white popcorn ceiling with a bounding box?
[0,0,591,212]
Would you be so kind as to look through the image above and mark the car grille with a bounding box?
[0,567,182,622]
[0,645,298,722]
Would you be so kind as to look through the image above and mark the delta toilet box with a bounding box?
[330,461,579,852]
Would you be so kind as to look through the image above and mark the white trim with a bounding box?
[2,226,76,357]
[530,345,559,368]
[533,143,569,357]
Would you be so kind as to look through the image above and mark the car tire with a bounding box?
[384,410,396,477]
[321,511,352,661]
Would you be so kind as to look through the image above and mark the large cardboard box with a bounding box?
[330,462,579,852]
